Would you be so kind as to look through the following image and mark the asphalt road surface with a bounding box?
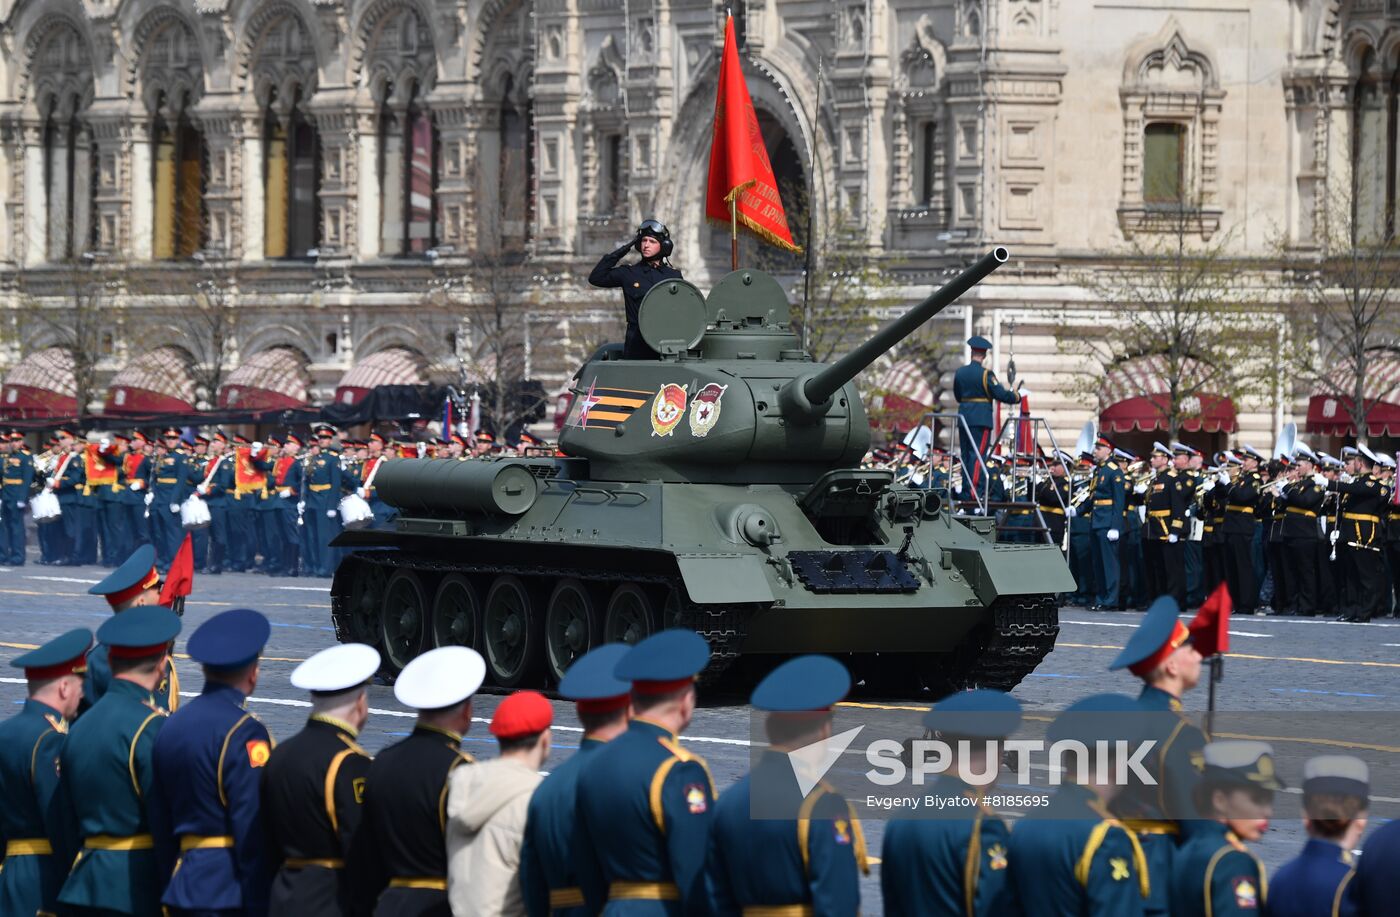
[3,562,1398,912]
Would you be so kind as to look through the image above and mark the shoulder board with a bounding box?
[1106,462,1119,471]
[657,735,702,765]
[142,700,170,716]
[44,713,68,735]
[456,750,475,764]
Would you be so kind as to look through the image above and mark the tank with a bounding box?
[330,247,1072,693]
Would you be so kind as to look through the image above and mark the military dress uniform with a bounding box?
[1347,817,1400,915]
[50,442,86,566]
[304,440,343,577]
[56,607,182,917]
[150,436,193,569]
[1216,465,1262,614]
[1,437,34,564]
[1035,471,1071,548]
[84,546,182,715]
[587,234,684,360]
[119,439,153,554]
[1328,465,1389,622]
[1089,446,1127,609]
[1278,472,1325,616]
[1143,450,1190,607]
[197,444,233,574]
[270,444,305,576]
[953,336,1021,498]
[0,630,90,917]
[148,609,274,916]
[1268,756,1369,917]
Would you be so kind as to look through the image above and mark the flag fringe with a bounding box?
[705,205,804,254]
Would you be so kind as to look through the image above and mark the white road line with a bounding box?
[272,586,330,592]
[24,575,102,585]
[1063,620,1271,638]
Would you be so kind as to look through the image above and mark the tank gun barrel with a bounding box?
[790,247,1009,415]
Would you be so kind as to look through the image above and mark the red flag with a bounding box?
[1188,582,1232,657]
[704,14,801,253]
[160,533,195,607]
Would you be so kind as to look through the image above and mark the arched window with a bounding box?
[263,87,321,258]
[377,81,437,256]
[152,93,207,259]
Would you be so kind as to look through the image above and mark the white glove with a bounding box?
[1330,530,1340,544]
[1218,470,1230,485]
[357,487,369,499]
[99,437,110,449]
[1340,473,1354,484]
[42,484,52,494]
[16,501,25,510]
[279,487,292,498]
[327,508,337,518]
[129,480,144,491]
[168,503,179,513]
[1313,473,1327,487]
[1135,505,1145,523]
[196,484,209,496]
[1168,533,1179,544]
[1134,482,1148,494]
[1018,387,1033,398]
[252,441,263,453]
[1066,505,1076,518]
[144,493,154,506]
[297,501,306,514]
[1107,529,1120,542]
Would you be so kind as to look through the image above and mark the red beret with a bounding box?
[489,690,554,739]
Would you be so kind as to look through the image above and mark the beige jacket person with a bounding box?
[446,757,543,917]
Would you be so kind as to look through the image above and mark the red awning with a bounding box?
[335,348,426,406]
[1098,354,1236,434]
[106,346,196,414]
[1305,354,1400,437]
[0,347,78,418]
[868,359,937,430]
[219,347,310,410]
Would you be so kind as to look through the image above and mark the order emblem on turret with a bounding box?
[688,383,728,438]
[650,383,688,437]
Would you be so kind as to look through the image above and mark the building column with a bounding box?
[308,91,362,260]
[379,106,405,255]
[356,106,380,259]
[128,116,154,261]
[71,122,92,256]
[239,109,264,262]
[531,0,582,255]
[22,118,47,266]
[0,119,17,264]
[46,121,72,260]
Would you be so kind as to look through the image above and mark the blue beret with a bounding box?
[559,643,632,703]
[97,606,181,653]
[10,628,93,678]
[750,655,850,712]
[1047,693,1143,746]
[922,689,1022,738]
[89,544,159,602]
[967,335,993,351]
[614,629,709,688]
[1109,595,1188,672]
[186,608,271,670]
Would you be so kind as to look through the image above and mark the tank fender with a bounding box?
[675,553,776,604]
[945,544,1077,605]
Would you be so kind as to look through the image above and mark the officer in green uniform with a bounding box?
[84,544,181,715]
[708,655,868,915]
[1170,740,1281,917]
[56,606,182,917]
[1088,436,1127,610]
[520,643,632,917]
[0,629,90,917]
[1005,693,1150,916]
[1,430,34,564]
[348,645,485,915]
[574,629,716,914]
[882,689,1020,917]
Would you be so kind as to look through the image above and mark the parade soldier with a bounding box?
[1034,452,1072,549]
[953,335,1022,498]
[92,435,129,565]
[348,645,484,915]
[252,438,285,575]
[0,629,90,917]
[1120,448,1148,609]
[49,428,86,566]
[55,606,183,917]
[85,544,182,715]
[150,428,192,570]
[1109,596,1209,917]
[574,629,716,914]
[1328,444,1389,622]
[69,435,103,566]
[272,435,306,576]
[305,426,344,577]
[1170,741,1280,917]
[1202,454,1231,598]
[1173,443,1205,605]
[1279,447,1326,617]
[224,435,260,573]
[1087,436,1126,610]
[708,655,868,916]
[1271,756,1369,917]
[1346,800,1400,914]
[148,608,274,916]
[263,643,378,917]
[35,436,65,565]
[1,430,34,565]
[1215,448,1263,615]
[194,433,233,574]
[120,431,154,552]
[1143,442,1189,607]
[1004,693,1148,916]
[358,433,396,528]
[881,689,1019,917]
[519,644,632,917]
[1068,452,1097,605]
[588,220,683,360]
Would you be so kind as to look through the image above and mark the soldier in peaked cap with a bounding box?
[1080,435,1127,610]
[520,644,633,917]
[1276,448,1327,617]
[1170,740,1282,917]
[1143,442,1190,608]
[148,608,274,916]
[1272,756,1369,917]
[149,427,193,569]
[882,689,1020,917]
[85,544,181,715]
[707,655,868,916]
[264,643,380,917]
[1212,447,1264,616]
[1109,595,1208,917]
[1005,693,1149,916]
[56,606,182,917]
[348,645,485,916]
[1329,444,1390,621]
[954,335,1023,498]
[1,428,35,565]
[0,629,91,917]
[574,629,715,914]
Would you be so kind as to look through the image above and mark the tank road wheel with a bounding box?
[432,574,481,650]
[661,586,687,630]
[603,583,657,646]
[545,579,600,685]
[346,560,389,646]
[483,575,541,688]
[380,570,428,674]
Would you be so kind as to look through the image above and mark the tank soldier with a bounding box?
[1278,447,1326,616]
[1108,595,1207,917]
[1271,756,1368,917]
[1347,800,1400,914]
[708,655,868,916]
[953,336,1022,499]
[519,643,632,917]
[882,689,1020,916]
[588,220,684,360]
[575,629,715,914]
[1170,740,1281,917]
[306,426,344,577]
[1004,693,1149,916]
[1328,444,1388,622]
[263,643,378,917]
[348,645,484,915]
[0,629,90,917]
[1086,435,1126,610]
[148,609,274,916]
[1143,442,1189,608]
[85,544,182,715]
[1,430,34,565]
[54,606,183,917]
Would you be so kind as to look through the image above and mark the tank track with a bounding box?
[956,593,1062,691]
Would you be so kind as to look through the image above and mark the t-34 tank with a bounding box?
[330,247,1071,692]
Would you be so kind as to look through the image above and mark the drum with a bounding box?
[31,489,61,524]
[339,493,374,530]
[181,494,211,530]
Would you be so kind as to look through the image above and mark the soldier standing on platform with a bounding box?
[1088,436,1126,610]
[519,643,632,917]
[0,629,90,917]
[305,426,344,577]
[588,220,684,360]
[348,646,484,915]
[1,431,34,565]
[55,606,182,917]
[1271,756,1369,917]
[1329,444,1389,622]
[262,643,378,917]
[574,629,716,914]
[1143,442,1189,607]
[953,335,1022,499]
[708,655,868,916]
[882,689,1019,916]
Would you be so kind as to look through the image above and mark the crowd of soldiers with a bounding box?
[1,539,1398,915]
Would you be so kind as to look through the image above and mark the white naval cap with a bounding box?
[1377,452,1395,469]
[291,643,381,693]
[1303,755,1370,799]
[1358,442,1381,464]
[394,645,486,710]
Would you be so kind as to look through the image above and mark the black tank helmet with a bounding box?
[634,219,673,259]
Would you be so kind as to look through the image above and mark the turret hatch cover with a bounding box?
[707,270,790,326]
[639,280,708,355]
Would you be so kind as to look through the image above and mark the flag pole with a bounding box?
[730,197,739,270]
[1206,655,1222,737]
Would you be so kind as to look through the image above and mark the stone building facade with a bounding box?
[0,0,1394,452]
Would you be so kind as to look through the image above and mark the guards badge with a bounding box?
[651,383,688,437]
[987,843,1007,871]
[246,739,272,768]
[685,783,708,814]
[1232,876,1258,909]
[688,383,728,438]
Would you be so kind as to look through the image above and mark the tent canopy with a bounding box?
[0,347,78,418]
[1098,353,1236,434]
[106,346,196,414]
[219,347,310,411]
[335,348,427,406]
